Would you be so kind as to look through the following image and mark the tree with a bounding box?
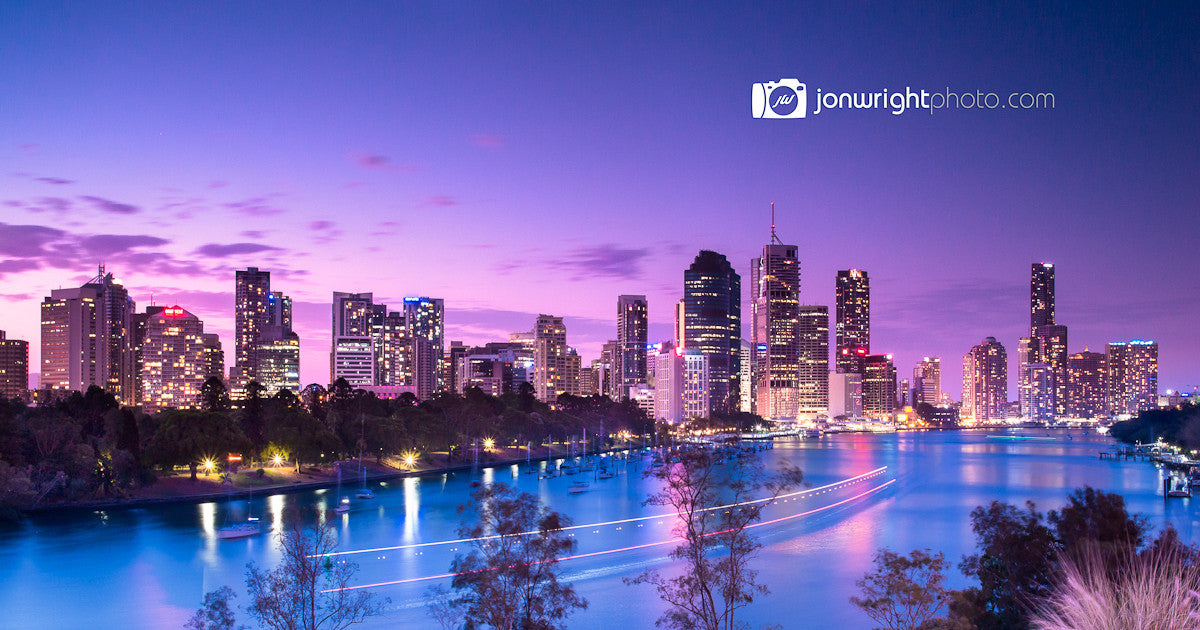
[244,516,385,630]
[1048,486,1147,560]
[959,501,1058,630]
[184,586,241,630]
[851,549,952,630]
[436,482,586,630]
[625,448,803,630]
[199,377,231,413]
[143,410,250,479]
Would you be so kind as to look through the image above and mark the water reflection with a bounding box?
[403,477,420,543]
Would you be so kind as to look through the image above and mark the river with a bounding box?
[0,428,1193,629]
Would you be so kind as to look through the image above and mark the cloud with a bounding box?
[25,197,74,214]
[425,195,459,207]
[354,153,414,173]
[78,234,171,256]
[207,181,227,189]
[0,292,32,302]
[0,223,67,257]
[308,220,342,244]
[79,195,140,214]
[35,176,74,185]
[309,220,336,231]
[194,243,284,257]
[546,244,650,281]
[240,230,267,238]
[224,196,286,217]
[472,134,503,148]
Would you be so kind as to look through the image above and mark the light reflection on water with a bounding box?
[0,429,1195,629]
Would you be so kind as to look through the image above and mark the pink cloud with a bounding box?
[354,153,414,173]
[425,195,459,207]
[472,134,504,148]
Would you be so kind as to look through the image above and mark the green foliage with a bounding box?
[1109,402,1200,449]
[851,549,951,630]
[143,410,251,478]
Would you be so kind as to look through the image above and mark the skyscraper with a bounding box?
[0,331,29,400]
[1066,350,1106,419]
[140,306,207,413]
[797,305,830,418]
[534,314,567,403]
[331,291,377,385]
[738,339,753,413]
[615,295,648,399]
[683,250,741,415]
[234,267,271,385]
[835,269,870,374]
[654,341,684,422]
[912,357,942,406]
[1030,263,1055,330]
[962,337,1008,423]
[40,266,136,402]
[751,226,801,420]
[404,297,445,398]
[1106,340,1158,416]
[1033,323,1069,417]
[862,354,896,419]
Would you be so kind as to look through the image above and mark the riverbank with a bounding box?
[25,442,647,514]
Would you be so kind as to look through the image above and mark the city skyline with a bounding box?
[1,3,1197,399]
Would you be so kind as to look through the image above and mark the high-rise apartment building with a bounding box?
[1066,350,1106,418]
[0,331,29,400]
[202,333,224,381]
[829,371,863,418]
[654,342,684,422]
[1033,324,1069,417]
[615,295,648,399]
[912,357,942,407]
[1030,263,1055,330]
[40,266,136,402]
[862,354,896,419]
[445,341,470,395]
[534,314,567,403]
[1017,336,1035,418]
[140,306,207,412]
[682,350,712,420]
[1024,363,1054,423]
[797,305,829,418]
[1106,340,1158,416]
[738,339,753,413]
[456,353,511,396]
[331,291,377,385]
[962,337,1008,423]
[683,250,741,416]
[404,297,445,397]
[835,269,870,374]
[234,267,271,385]
[751,237,801,420]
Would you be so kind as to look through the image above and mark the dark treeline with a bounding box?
[0,377,659,521]
[1110,402,1200,449]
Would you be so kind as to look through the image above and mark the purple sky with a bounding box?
[1,2,1197,398]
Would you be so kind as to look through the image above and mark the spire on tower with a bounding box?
[770,202,782,244]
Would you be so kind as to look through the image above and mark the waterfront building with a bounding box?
[40,266,136,402]
[234,267,271,387]
[616,295,648,398]
[862,354,896,419]
[403,297,445,396]
[829,371,863,418]
[654,342,684,422]
[331,336,374,387]
[628,383,655,417]
[0,331,29,400]
[255,328,300,396]
[683,250,741,416]
[682,350,712,420]
[835,269,870,374]
[140,306,207,412]
[1106,340,1158,416]
[797,305,829,418]
[912,357,941,406]
[1033,323,1069,417]
[751,228,801,420]
[202,334,224,382]
[534,314,568,403]
[1066,350,1106,419]
[962,337,1008,423]
[738,339,753,413]
[1030,262,1055,330]
[1017,336,1035,418]
[1023,363,1054,423]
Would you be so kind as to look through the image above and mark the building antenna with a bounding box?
[770,202,782,244]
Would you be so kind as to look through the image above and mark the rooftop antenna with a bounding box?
[770,202,782,244]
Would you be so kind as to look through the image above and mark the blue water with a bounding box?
[1,429,1194,629]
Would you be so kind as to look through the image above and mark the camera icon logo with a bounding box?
[752,79,807,119]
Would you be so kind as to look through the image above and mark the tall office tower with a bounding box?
[445,341,469,394]
[1023,363,1054,423]
[234,267,271,384]
[829,371,863,418]
[862,354,896,419]
[1030,263,1055,330]
[835,269,870,374]
[683,250,741,415]
[0,331,30,400]
[1017,336,1035,418]
[751,230,801,420]
[1106,340,1158,416]
[1067,350,1107,418]
[912,357,942,406]
[674,300,685,348]
[404,297,445,397]
[682,350,712,420]
[738,339,753,413]
[255,328,300,395]
[615,295,649,399]
[654,342,684,422]
[131,306,162,403]
[267,291,292,333]
[1033,324,1069,417]
[140,306,207,413]
[599,340,618,398]
[962,337,1008,423]
[331,291,377,385]
[331,337,374,386]
[797,306,830,418]
[534,314,568,403]
[39,266,136,401]
[201,333,224,381]
[379,312,410,386]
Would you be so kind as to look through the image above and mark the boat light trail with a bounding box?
[318,466,888,558]
[323,477,896,592]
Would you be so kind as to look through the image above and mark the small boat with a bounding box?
[560,464,580,475]
[335,496,352,513]
[218,521,262,540]
[355,466,375,499]
[568,482,589,494]
[598,470,615,479]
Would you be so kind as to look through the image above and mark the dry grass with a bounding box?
[1031,547,1200,630]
